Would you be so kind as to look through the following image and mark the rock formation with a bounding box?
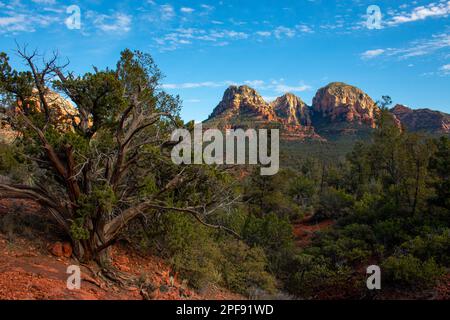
[391,104,450,134]
[209,85,276,121]
[205,85,320,140]
[270,93,312,127]
[312,82,378,128]
[0,89,78,144]
[205,82,449,141]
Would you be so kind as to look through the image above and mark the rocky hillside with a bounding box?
[205,85,320,140]
[0,112,17,144]
[271,93,312,127]
[312,82,378,128]
[205,82,449,140]
[391,104,450,134]
[209,85,276,122]
[0,89,78,144]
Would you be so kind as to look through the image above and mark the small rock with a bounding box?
[62,242,73,258]
[50,242,63,257]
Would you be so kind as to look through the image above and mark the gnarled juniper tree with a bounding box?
[0,47,239,263]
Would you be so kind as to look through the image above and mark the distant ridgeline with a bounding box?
[203,82,450,162]
[1,82,449,160]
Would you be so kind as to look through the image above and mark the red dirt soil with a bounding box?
[293,215,334,248]
[0,199,243,300]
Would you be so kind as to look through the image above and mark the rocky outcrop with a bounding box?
[312,82,378,128]
[205,82,449,141]
[209,85,276,121]
[205,86,320,140]
[270,93,312,126]
[391,104,450,134]
[18,88,79,132]
[0,108,18,144]
[0,89,79,144]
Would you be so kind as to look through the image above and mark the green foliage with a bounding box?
[428,137,450,210]
[219,241,277,295]
[315,187,354,221]
[143,211,276,295]
[2,46,449,298]
[383,255,445,288]
[70,185,117,240]
[401,230,450,265]
[244,169,303,219]
[0,144,29,182]
[284,253,355,298]
[277,109,450,297]
[242,213,295,272]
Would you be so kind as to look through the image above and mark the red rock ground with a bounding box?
[0,199,243,300]
[292,215,334,248]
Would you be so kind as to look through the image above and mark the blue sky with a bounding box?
[1,0,449,121]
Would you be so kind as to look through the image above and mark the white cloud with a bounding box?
[0,11,60,33]
[256,31,271,37]
[0,15,25,27]
[441,64,450,74]
[31,0,56,4]
[296,24,313,33]
[244,80,266,88]
[274,26,296,39]
[274,84,312,93]
[155,28,249,50]
[161,80,312,94]
[361,49,385,59]
[387,1,450,26]
[200,4,214,10]
[95,13,132,33]
[160,4,175,21]
[180,7,194,14]
[361,34,450,60]
[263,24,314,39]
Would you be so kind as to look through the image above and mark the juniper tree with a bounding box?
[0,47,239,263]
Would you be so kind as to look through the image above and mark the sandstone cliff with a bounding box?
[0,89,78,144]
[312,82,378,128]
[391,104,450,134]
[209,85,276,122]
[270,93,312,127]
[205,85,320,140]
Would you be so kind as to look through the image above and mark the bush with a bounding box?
[284,253,356,298]
[314,187,354,221]
[401,229,450,265]
[219,241,276,295]
[383,254,445,288]
[0,144,28,182]
[142,211,276,295]
[242,213,296,271]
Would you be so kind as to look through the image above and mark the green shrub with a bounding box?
[0,144,28,182]
[401,229,450,265]
[315,187,354,221]
[242,213,296,272]
[219,241,276,295]
[144,211,276,295]
[383,254,445,288]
